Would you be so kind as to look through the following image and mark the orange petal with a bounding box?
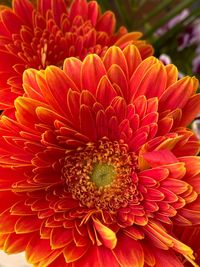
[36,106,68,126]
[26,234,53,264]
[45,66,78,114]
[93,218,117,249]
[23,69,43,102]
[159,76,198,112]
[3,232,32,254]
[0,209,18,234]
[96,75,118,108]
[179,156,200,176]
[180,94,200,126]
[165,64,178,87]
[107,64,129,101]
[134,62,167,99]
[103,46,128,77]
[63,57,82,89]
[123,45,142,79]
[81,54,106,95]
[15,97,47,127]
[37,248,64,267]
[15,215,41,233]
[114,32,142,46]
[129,56,158,100]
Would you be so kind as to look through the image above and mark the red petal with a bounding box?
[69,0,88,20]
[80,104,96,141]
[0,50,22,71]
[63,57,82,89]
[52,0,66,25]
[1,9,22,33]
[151,247,183,267]
[38,0,51,16]
[0,209,18,234]
[74,245,119,267]
[50,227,73,249]
[96,11,116,35]
[157,117,173,136]
[112,233,144,267]
[143,150,178,167]
[63,241,90,263]
[88,1,99,26]
[13,0,33,26]
[139,167,169,181]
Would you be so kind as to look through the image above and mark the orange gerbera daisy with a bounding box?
[0,0,153,112]
[0,45,200,267]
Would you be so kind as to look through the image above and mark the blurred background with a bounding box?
[0,251,31,267]
[0,0,200,266]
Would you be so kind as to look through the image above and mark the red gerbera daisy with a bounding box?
[0,45,200,267]
[0,0,153,112]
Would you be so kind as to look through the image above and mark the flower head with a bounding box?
[0,0,153,111]
[0,45,200,266]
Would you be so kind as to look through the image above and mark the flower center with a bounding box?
[62,138,138,211]
[91,163,116,188]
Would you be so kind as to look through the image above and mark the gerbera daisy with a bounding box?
[0,45,200,267]
[0,0,153,112]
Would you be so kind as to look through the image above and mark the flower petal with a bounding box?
[159,77,198,112]
[112,233,144,267]
[93,218,117,249]
[81,54,106,95]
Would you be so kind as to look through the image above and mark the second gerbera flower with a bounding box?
[0,45,200,266]
[0,0,153,111]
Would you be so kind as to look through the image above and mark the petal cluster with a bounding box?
[0,0,153,111]
[0,45,200,266]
